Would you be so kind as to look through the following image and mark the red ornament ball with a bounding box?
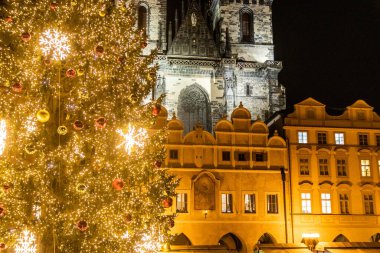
[154,160,162,169]
[162,197,173,208]
[112,178,124,191]
[168,218,175,228]
[73,120,84,131]
[50,2,58,11]
[141,42,148,48]
[3,184,11,192]
[77,220,88,231]
[152,104,161,116]
[95,117,106,129]
[21,32,31,42]
[125,213,132,223]
[4,16,12,23]
[0,243,6,250]
[12,82,23,93]
[95,45,104,56]
[66,69,76,78]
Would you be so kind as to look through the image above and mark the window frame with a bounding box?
[299,158,310,176]
[221,192,234,214]
[137,5,149,33]
[334,132,345,145]
[240,8,254,43]
[301,192,312,214]
[266,193,279,214]
[176,192,189,213]
[336,158,348,177]
[242,192,257,214]
[363,193,375,215]
[358,133,369,146]
[360,159,371,177]
[318,158,329,176]
[222,151,231,161]
[317,132,327,145]
[339,192,350,214]
[321,192,332,214]
[298,131,308,144]
[169,149,179,160]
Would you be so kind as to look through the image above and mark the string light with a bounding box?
[116,124,147,155]
[39,29,70,61]
[134,231,163,253]
[0,120,6,156]
[15,229,37,253]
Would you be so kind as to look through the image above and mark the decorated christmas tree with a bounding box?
[0,1,178,252]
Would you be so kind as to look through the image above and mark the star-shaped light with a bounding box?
[39,29,70,61]
[116,124,147,155]
[0,120,6,156]
[15,229,37,253]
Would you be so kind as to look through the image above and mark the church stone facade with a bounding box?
[138,0,285,132]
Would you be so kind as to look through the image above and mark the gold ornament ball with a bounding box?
[76,184,87,193]
[99,10,106,17]
[4,80,10,87]
[71,0,77,6]
[25,143,37,155]
[37,109,50,123]
[57,126,68,135]
[77,68,85,76]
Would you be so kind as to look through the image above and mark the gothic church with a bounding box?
[139,0,285,132]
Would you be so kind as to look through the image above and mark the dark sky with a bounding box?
[272,0,380,111]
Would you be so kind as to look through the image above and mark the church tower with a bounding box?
[136,0,285,132]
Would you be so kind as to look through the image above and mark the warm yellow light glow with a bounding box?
[15,229,37,253]
[117,124,147,155]
[302,233,320,238]
[135,232,162,253]
[0,120,6,155]
[39,29,70,61]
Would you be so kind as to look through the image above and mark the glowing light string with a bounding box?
[0,120,6,155]
[15,229,37,253]
[39,29,70,61]
[116,124,147,155]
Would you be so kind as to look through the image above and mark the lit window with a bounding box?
[267,194,278,214]
[335,133,344,145]
[361,159,371,177]
[339,193,349,214]
[364,194,375,215]
[298,131,308,144]
[222,151,230,161]
[170,150,178,160]
[299,158,309,176]
[221,193,233,213]
[321,193,331,214]
[176,193,188,213]
[317,132,327,145]
[337,159,347,177]
[359,134,368,146]
[319,159,329,176]
[301,193,311,213]
[244,194,256,213]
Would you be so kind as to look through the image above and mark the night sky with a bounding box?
[272,0,380,111]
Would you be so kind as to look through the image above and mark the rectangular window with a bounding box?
[301,193,312,214]
[169,150,178,160]
[255,153,265,162]
[364,194,375,215]
[361,159,371,177]
[238,153,246,161]
[319,159,329,176]
[337,159,347,177]
[376,135,380,146]
[222,151,231,161]
[176,193,188,213]
[267,194,278,214]
[321,193,332,214]
[339,193,349,214]
[317,132,327,145]
[298,131,308,144]
[335,133,345,145]
[244,194,256,213]
[221,193,233,213]
[299,158,310,176]
[359,134,369,146]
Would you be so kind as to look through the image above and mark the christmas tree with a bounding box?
[0,1,178,252]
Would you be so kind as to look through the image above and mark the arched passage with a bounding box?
[171,233,192,245]
[371,233,380,242]
[177,84,211,133]
[218,233,243,252]
[333,234,349,242]
[258,233,276,244]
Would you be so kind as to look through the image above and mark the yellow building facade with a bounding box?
[155,103,288,253]
[284,98,380,246]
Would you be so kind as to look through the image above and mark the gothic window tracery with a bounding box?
[240,8,253,43]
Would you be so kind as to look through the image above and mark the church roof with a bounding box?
[168,0,219,58]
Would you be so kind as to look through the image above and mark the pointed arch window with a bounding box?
[240,9,253,43]
[138,5,148,31]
